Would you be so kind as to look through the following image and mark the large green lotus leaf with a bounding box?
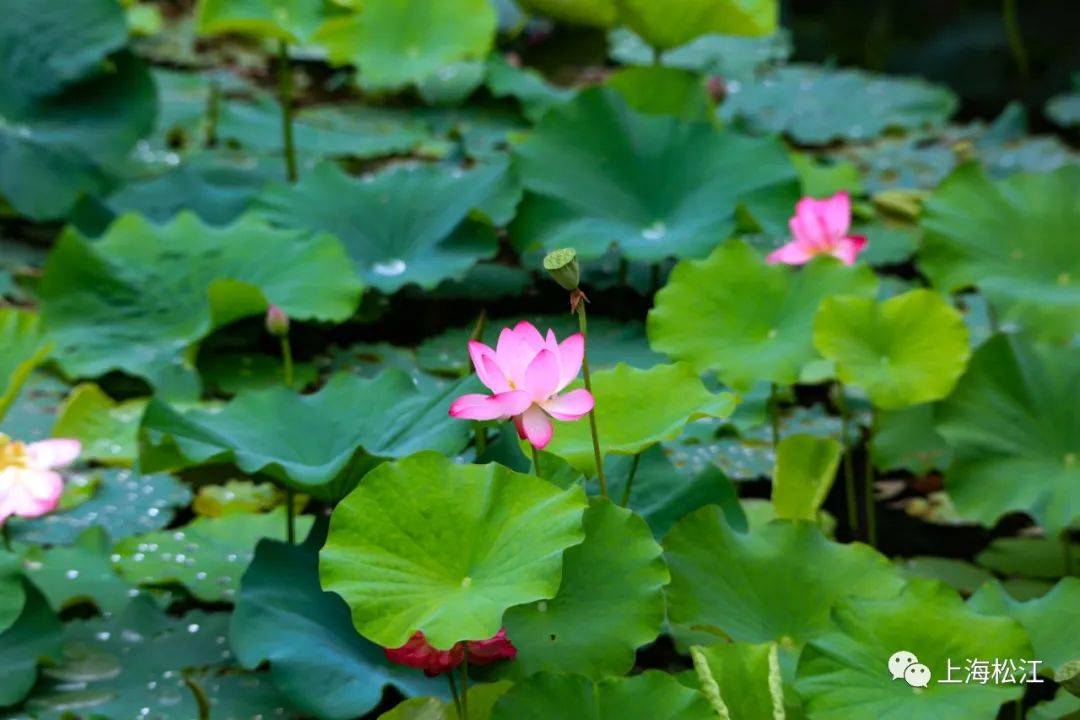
[512,87,799,261]
[140,371,476,501]
[380,682,512,720]
[935,334,1080,534]
[615,0,778,50]
[976,537,1078,581]
[813,289,970,410]
[22,526,135,614]
[113,508,313,602]
[7,468,190,546]
[664,510,903,645]
[231,532,443,720]
[515,0,617,27]
[485,54,573,123]
[605,66,714,122]
[1030,691,1080,720]
[649,241,878,389]
[40,212,362,399]
[920,164,1080,342]
[256,160,507,292]
[417,314,662,377]
[609,28,791,81]
[969,578,1080,673]
[0,583,62,707]
[772,434,842,522]
[503,499,668,678]
[318,0,495,91]
[0,52,157,221]
[320,452,587,649]
[196,0,332,43]
[0,550,24,634]
[795,579,1032,720]
[51,383,145,466]
[691,642,785,720]
[0,309,52,423]
[541,363,736,477]
[872,403,952,474]
[19,596,280,720]
[490,671,714,720]
[199,351,318,396]
[721,64,957,145]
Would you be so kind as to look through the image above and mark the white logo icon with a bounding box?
[888,650,919,680]
[889,650,932,686]
[904,663,932,688]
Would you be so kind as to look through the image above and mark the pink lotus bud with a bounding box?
[265,305,289,337]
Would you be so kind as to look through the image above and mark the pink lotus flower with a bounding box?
[767,192,867,266]
[449,321,594,450]
[385,630,518,676]
[0,437,81,524]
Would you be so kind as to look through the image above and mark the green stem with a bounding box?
[204,77,220,148]
[531,444,542,477]
[280,336,294,389]
[1,523,10,552]
[182,671,212,720]
[620,453,641,507]
[1014,698,1024,720]
[575,303,607,498]
[768,383,781,450]
[474,424,487,458]
[865,408,878,548]
[834,384,859,538]
[459,656,470,720]
[285,487,296,544]
[277,39,298,182]
[447,671,463,718]
[1002,0,1029,78]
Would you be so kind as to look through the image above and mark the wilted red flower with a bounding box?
[384,629,518,676]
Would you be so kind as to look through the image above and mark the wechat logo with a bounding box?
[889,650,931,688]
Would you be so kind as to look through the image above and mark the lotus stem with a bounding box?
[277,39,298,182]
[182,670,212,720]
[833,383,860,538]
[280,336,294,389]
[459,656,470,720]
[620,453,641,507]
[447,670,463,717]
[575,302,608,497]
[768,383,781,450]
[1,523,10,551]
[204,77,220,148]
[1002,0,1029,78]
[474,424,487,458]
[531,444,541,477]
[865,408,878,548]
[285,487,296,544]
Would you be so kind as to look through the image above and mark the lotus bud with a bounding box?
[543,248,580,291]
[265,304,289,337]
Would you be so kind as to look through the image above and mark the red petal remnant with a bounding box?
[466,628,518,666]
[384,629,518,676]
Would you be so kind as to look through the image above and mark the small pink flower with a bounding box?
[449,321,594,450]
[385,629,518,676]
[0,437,81,524]
[767,192,867,266]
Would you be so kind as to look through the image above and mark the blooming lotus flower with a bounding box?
[385,630,517,676]
[449,321,594,450]
[0,436,81,524]
[767,192,867,266]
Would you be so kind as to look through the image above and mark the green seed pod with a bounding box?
[543,247,580,291]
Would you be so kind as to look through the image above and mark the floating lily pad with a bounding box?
[51,384,145,466]
[513,87,799,261]
[721,65,957,145]
[541,363,736,477]
[318,0,495,91]
[0,309,52,423]
[193,480,286,517]
[649,241,878,389]
[113,508,312,602]
[486,54,572,122]
[0,0,156,219]
[22,527,134,614]
[490,671,714,720]
[0,583,62,707]
[199,351,318,395]
[321,452,588,649]
[615,0,777,50]
[920,164,1080,342]
[40,212,362,399]
[231,531,443,719]
[7,468,190,546]
[813,289,970,410]
[691,642,785,720]
[503,499,669,678]
[256,160,508,292]
[795,579,1032,720]
[969,578,1080,673]
[664,510,903,645]
[1046,89,1080,129]
[935,334,1080,534]
[141,371,476,501]
[609,28,791,81]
